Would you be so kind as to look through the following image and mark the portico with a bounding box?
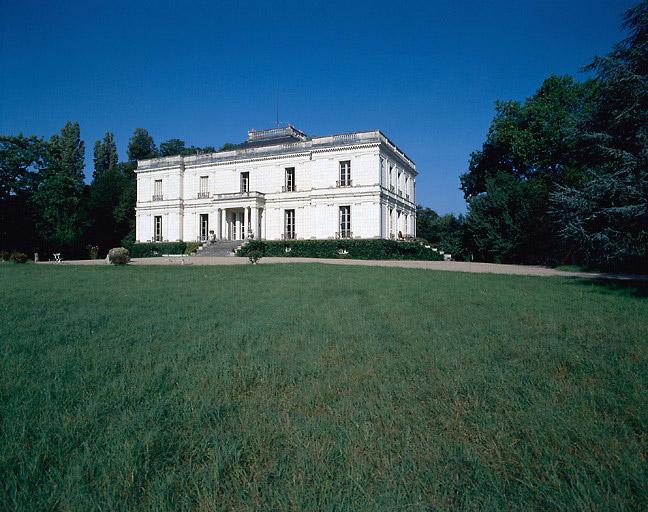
[211,191,265,241]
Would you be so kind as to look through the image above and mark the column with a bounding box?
[236,211,241,240]
[261,208,266,240]
[243,207,249,239]
[251,207,259,239]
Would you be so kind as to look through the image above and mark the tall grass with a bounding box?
[1,264,646,510]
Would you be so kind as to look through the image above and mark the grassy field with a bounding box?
[1,263,647,511]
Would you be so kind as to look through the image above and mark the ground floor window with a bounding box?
[339,206,351,238]
[153,215,162,241]
[199,214,209,241]
[284,209,295,239]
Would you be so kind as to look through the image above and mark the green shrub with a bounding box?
[108,247,130,265]
[127,242,187,258]
[247,250,262,264]
[10,252,28,264]
[0,251,10,262]
[184,242,201,255]
[237,239,444,261]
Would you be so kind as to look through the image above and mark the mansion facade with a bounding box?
[134,125,417,243]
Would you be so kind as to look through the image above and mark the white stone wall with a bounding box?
[135,131,418,242]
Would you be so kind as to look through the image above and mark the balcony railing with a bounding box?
[197,191,210,199]
[213,191,265,200]
[153,235,163,242]
[281,232,296,240]
[406,193,410,200]
[152,194,163,201]
[336,180,352,188]
[336,230,353,239]
[389,185,394,192]
[281,185,295,192]
[398,189,402,196]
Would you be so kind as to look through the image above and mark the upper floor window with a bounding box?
[284,167,295,192]
[389,165,394,191]
[338,160,351,187]
[240,172,249,193]
[198,176,209,198]
[338,206,351,239]
[405,176,410,199]
[153,179,163,201]
[398,171,402,195]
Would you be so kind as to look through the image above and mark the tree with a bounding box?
[460,75,595,264]
[93,132,118,178]
[0,135,48,252]
[219,142,237,151]
[551,1,648,272]
[159,138,187,157]
[127,128,157,162]
[31,122,88,254]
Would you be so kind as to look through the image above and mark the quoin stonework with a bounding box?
[135,125,417,242]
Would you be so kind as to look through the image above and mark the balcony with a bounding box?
[336,180,353,188]
[197,192,210,199]
[152,194,163,201]
[336,230,353,239]
[213,191,265,201]
[281,185,295,192]
[281,232,296,240]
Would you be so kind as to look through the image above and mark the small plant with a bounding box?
[247,250,262,264]
[86,244,99,260]
[0,250,9,262]
[108,247,130,265]
[10,252,28,264]
[184,242,201,255]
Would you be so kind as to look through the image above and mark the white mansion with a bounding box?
[135,125,417,243]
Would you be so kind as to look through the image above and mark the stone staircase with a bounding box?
[195,240,244,257]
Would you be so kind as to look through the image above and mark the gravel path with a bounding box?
[41,257,647,281]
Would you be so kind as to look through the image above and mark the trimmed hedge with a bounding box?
[237,239,444,261]
[127,242,187,258]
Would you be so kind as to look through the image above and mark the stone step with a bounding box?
[195,240,245,257]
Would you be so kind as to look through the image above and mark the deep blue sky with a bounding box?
[0,0,635,213]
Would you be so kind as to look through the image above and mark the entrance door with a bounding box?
[200,214,209,242]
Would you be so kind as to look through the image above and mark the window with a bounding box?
[199,214,209,241]
[389,207,394,238]
[405,176,409,199]
[380,158,385,186]
[284,167,295,192]
[198,176,209,198]
[153,179,163,200]
[284,209,295,239]
[153,215,162,241]
[398,171,402,196]
[338,160,351,187]
[240,172,249,192]
[389,165,394,191]
[338,206,351,238]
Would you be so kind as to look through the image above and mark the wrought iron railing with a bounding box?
[281,232,296,240]
[197,192,210,199]
[336,180,352,188]
[336,230,353,239]
[281,185,295,192]
[152,194,163,201]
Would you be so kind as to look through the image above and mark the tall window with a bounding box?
[405,176,409,199]
[380,158,385,186]
[338,206,351,238]
[199,214,209,241]
[153,179,163,200]
[240,172,249,192]
[284,209,295,239]
[338,160,351,187]
[198,176,209,198]
[284,167,295,192]
[389,166,394,191]
[398,171,402,195]
[153,215,162,241]
[389,207,394,237]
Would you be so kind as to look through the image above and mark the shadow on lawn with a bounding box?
[570,278,648,298]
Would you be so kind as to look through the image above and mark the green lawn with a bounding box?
[1,264,647,511]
